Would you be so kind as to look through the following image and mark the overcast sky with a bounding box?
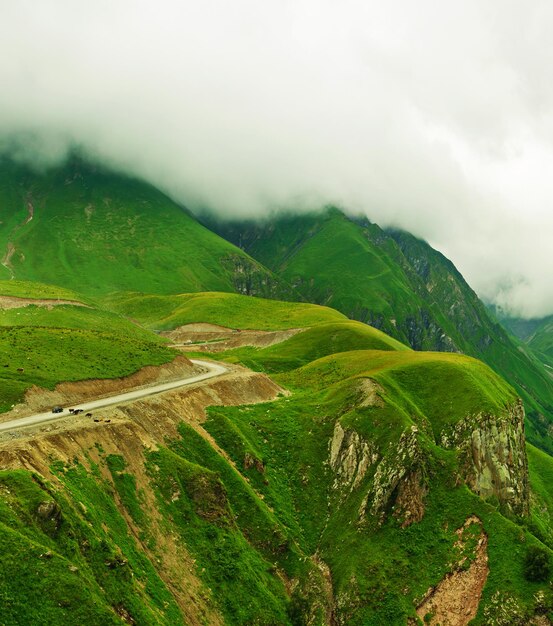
[1,0,553,317]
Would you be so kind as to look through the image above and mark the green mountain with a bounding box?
[3,158,550,452]
[213,208,457,350]
[0,158,291,298]
[489,306,546,343]
[527,317,553,368]
[3,290,552,624]
[214,208,553,453]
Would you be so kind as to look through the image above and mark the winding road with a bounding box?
[0,359,228,433]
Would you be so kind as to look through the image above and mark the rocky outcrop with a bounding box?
[440,399,529,516]
[329,422,427,526]
[244,452,265,473]
[329,398,529,527]
[221,254,297,300]
[392,467,427,527]
[329,422,377,492]
[35,500,63,536]
[361,425,427,525]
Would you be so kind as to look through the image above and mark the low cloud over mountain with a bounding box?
[1,0,553,316]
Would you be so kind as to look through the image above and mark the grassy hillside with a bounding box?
[0,280,176,412]
[526,316,553,368]
[489,306,545,343]
[0,158,291,298]
[213,209,451,349]
[1,162,553,623]
[388,231,553,442]
[192,320,548,623]
[0,468,185,625]
[527,443,553,546]
[0,279,91,303]
[103,291,348,331]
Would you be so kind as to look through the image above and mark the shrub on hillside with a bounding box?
[524,545,551,582]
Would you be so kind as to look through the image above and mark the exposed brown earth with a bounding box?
[162,322,302,352]
[0,355,199,423]
[416,516,489,626]
[166,323,233,334]
[0,295,89,309]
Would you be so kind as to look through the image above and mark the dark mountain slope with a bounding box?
[526,316,553,367]
[215,209,458,351]
[387,229,553,448]
[495,310,553,370]
[490,307,546,343]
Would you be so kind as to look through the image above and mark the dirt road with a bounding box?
[0,359,227,433]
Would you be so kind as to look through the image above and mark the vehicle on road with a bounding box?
[52,406,63,414]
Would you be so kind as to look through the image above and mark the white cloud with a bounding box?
[1,0,552,316]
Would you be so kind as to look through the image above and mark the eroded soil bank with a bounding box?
[0,364,284,624]
[0,295,89,309]
[0,355,200,423]
[416,516,489,626]
[162,322,302,351]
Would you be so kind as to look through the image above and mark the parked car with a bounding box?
[52,406,63,414]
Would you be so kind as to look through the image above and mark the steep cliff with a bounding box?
[329,396,529,530]
[441,399,529,516]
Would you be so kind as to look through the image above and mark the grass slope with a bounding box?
[214,209,439,346]
[0,158,289,298]
[0,280,176,412]
[219,320,408,373]
[0,465,187,626]
[197,324,549,623]
[527,443,553,546]
[2,291,552,623]
[527,316,553,367]
[103,291,348,331]
[0,279,90,303]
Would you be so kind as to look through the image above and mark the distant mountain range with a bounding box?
[491,306,553,370]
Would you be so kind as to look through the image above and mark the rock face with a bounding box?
[440,399,529,516]
[329,422,377,492]
[362,425,426,525]
[36,500,63,535]
[329,399,529,525]
[221,254,296,300]
[330,422,427,526]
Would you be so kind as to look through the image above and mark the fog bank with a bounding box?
[1,1,553,317]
